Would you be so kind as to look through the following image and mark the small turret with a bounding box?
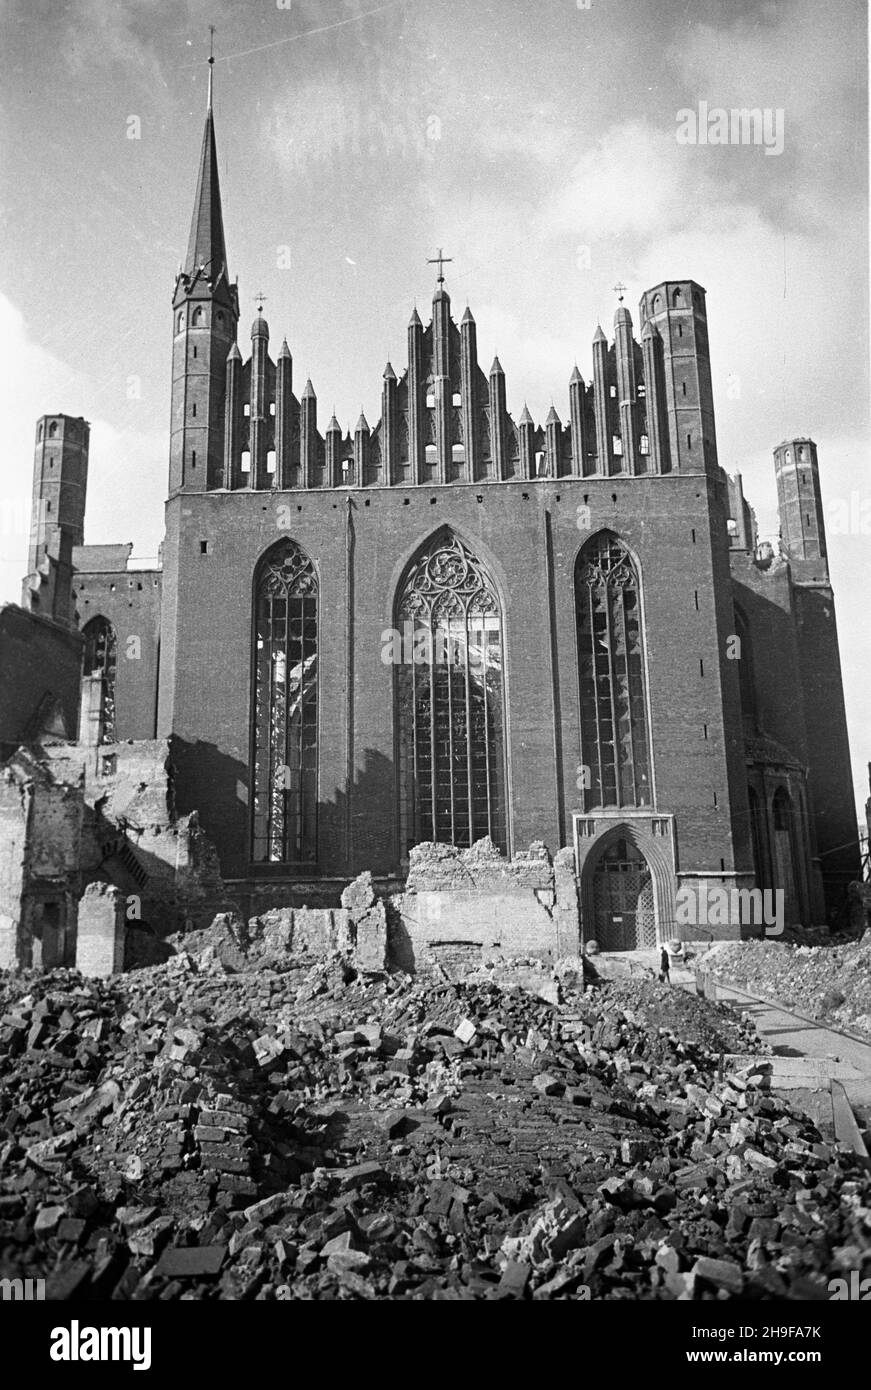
[274,339,293,489]
[591,323,611,473]
[569,365,586,475]
[326,412,343,487]
[613,298,639,473]
[639,318,668,473]
[459,305,478,479]
[300,380,317,489]
[248,314,270,488]
[382,364,398,484]
[408,308,424,483]
[489,358,507,480]
[354,410,370,485]
[519,403,535,480]
[545,404,561,477]
[223,343,243,488]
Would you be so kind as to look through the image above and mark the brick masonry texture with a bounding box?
[5,103,860,950]
[157,474,753,882]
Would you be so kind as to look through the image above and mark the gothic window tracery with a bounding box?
[575,531,651,808]
[396,531,507,855]
[250,541,318,865]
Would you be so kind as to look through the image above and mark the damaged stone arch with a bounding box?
[390,525,510,860]
[577,817,675,952]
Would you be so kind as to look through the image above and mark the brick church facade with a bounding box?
[10,95,860,949]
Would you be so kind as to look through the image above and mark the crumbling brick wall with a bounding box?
[76,881,126,977]
[44,739,229,935]
[388,839,580,972]
[0,750,83,970]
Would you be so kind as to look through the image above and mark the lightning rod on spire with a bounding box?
[207,25,216,111]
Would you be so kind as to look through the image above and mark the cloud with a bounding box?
[61,0,168,86]
[542,119,767,243]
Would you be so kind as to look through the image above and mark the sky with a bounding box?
[0,0,868,822]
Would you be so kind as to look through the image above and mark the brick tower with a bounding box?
[169,71,239,495]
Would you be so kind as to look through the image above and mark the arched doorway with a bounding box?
[590,835,657,951]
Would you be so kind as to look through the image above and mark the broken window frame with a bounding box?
[250,540,318,867]
[575,531,652,810]
[396,531,508,859]
[82,615,117,745]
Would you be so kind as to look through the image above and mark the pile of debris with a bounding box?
[700,937,871,1042]
[1,946,869,1300]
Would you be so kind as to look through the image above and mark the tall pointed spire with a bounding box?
[184,37,228,285]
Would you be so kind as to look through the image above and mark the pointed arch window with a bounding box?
[250,541,318,865]
[82,616,117,744]
[396,531,507,855]
[575,531,651,808]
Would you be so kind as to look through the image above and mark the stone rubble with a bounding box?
[700,936,871,1044]
[1,944,869,1301]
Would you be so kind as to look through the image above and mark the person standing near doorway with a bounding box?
[659,945,671,983]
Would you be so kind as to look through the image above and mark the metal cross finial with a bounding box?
[254,291,267,313]
[427,247,453,285]
[613,281,627,302]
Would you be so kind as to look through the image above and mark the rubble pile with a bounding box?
[1,949,869,1300]
[701,937,871,1042]
[597,978,759,1056]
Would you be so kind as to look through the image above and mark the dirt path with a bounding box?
[697,979,871,1115]
[594,949,871,1118]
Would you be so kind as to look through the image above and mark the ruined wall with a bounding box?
[0,765,30,969]
[388,840,579,972]
[73,560,162,741]
[169,847,578,979]
[76,881,125,977]
[43,739,228,937]
[0,750,84,969]
[0,604,83,755]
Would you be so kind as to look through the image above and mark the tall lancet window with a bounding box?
[397,531,507,855]
[575,531,651,808]
[251,541,318,865]
[82,616,117,745]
